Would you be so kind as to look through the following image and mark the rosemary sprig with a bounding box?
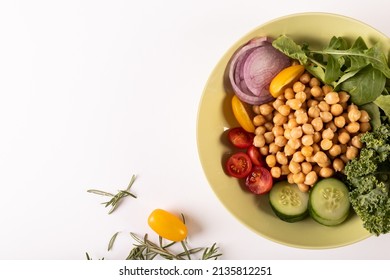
[125,232,221,260]
[87,175,137,214]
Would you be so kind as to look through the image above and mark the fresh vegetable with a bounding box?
[269,64,305,97]
[272,35,390,104]
[308,178,350,226]
[245,165,273,194]
[247,145,265,167]
[227,127,254,149]
[225,152,253,178]
[228,37,291,105]
[231,95,256,132]
[87,175,137,214]
[269,181,309,223]
[148,209,188,242]
[344,124,390,235]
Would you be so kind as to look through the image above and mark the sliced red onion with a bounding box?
[228,37,291,105]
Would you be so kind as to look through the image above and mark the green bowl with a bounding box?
[196,12,390,249]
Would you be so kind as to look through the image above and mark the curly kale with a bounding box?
[344,124,390,235]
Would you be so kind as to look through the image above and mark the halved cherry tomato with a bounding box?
[245,166,273,194]
[227,127,254,149]
[148,209,188,242]
[225,152,252,178]
[231,95,255,133]
[247,145,265,166]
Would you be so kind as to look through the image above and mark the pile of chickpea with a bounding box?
[252,71,371,192]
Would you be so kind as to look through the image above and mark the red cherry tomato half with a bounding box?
[225,152,252,179]
[245,166,273,194]
[247,145,264,166]
[227,127,254,149]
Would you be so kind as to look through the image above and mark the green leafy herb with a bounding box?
[126,233,222,260]
[374,95,390,119]
[108,232,120,251]
[344,124,390,235]
[87,175,137,214]
[272,35,390,106]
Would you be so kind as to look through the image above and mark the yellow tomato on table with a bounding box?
[148,209,188,242]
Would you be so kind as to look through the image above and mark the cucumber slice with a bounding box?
[309,178,350,226]
[269,181,309,223]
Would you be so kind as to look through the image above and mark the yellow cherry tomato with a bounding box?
[269,64,305,98]
[148,209,188,242]
[231,95,255,133]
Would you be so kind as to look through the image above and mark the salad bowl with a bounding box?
[196,12,390,248]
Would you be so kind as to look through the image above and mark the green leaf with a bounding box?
[340,65,386,105]
[365,43,390,78]
[374,95,390,119]
[324,55,342,84]
[272,35,308,64]
[108,232,120,251]
[360,102,382,130]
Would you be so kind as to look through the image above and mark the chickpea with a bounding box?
[359,110,370,122]
[318,101,330,112]
[319,167,334,178]
[338,130,350,145]
[301,146,314,157]
[301,134,314,146]
[274,135,287,147]
[313,132,322,143]
[312,143,321,154]
[307,99,319,108]
[328,144,342,157]
[264,121,274,131]
[269,142,281,154]
[270,167,282,178]
[295,91,307,103]
[287,138,301,150]
[309,77,321,87]
[255,126,266,135]
[326,121,337,132]
[313,151,328,163]
[273,113,288,126]
[310,85,323,98]
[320,111,333,123]
[253,135,265,147]
[281,165,290,175]
[272,99,284,110]
[338,91,350,103]
[308,106,320,118]
[284,144,296,156]
[287,118,299,129]
[298,183,310,192]
[351,135,363,148]
[311,117,324,131]
[289,161,301,174]
[293,172,305,184]
[264,113,273,121]
[340,154,349,164]
[312,164,322,174]
[284,88,295,99]
[320,138,333,150]
[286,99,302,110]
[259,103,274,115]
[290,126,303,139]
[266,154,277,167]
[296,112,309,125]
[252,105,260,115]
[330,104,343,116]
[346,146,359,160]
[324,91,340,105]
[304,171,318,186]
[292,151,305,163]
[259,146,269,156]
[278,104,291,117]
[346,122,360,134]
[333,158,345,172]
[264,132,275,144]
[348,109,362,122]
[272,125,284,137]
[293,81,305,93]
[302,123,315,135]
[300,72,311,84]
[360,122,371,133]
[283,128,291,140]
[276,151,288,165]
[301,161,312,174]
[334,116,346,128]
[253,115,266,126]
[287,173,295,184]
[322,85,333,94]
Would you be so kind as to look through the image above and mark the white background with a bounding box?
[1,0,390,260]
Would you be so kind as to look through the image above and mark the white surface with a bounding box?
[1,0,389,260]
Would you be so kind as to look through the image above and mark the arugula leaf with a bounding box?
[340,65,386,105]
[272,35,308,64]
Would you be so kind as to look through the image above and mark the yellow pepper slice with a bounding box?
[269,64,305,98]
[232,95,255,133]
